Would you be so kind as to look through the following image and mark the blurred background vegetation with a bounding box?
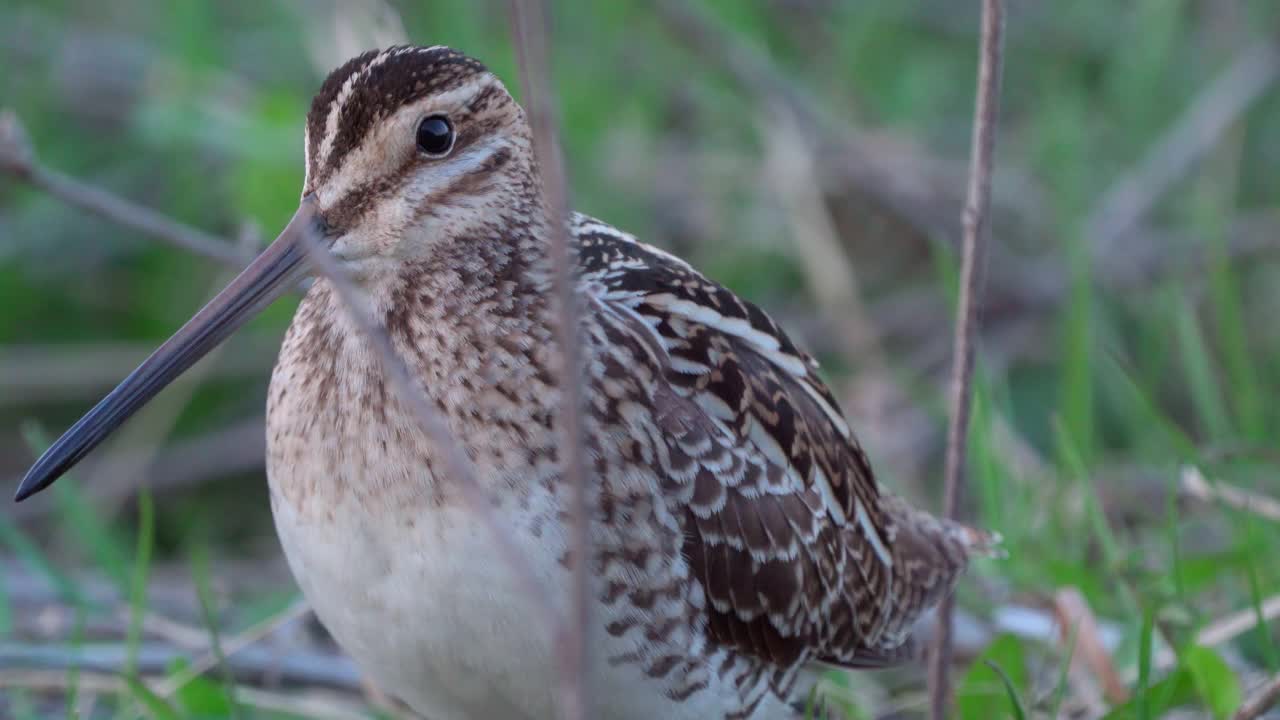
[1,0,1279,718]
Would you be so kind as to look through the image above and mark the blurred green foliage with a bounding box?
[2,0,1279,717]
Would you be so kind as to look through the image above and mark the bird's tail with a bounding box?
[951,522,1006,560]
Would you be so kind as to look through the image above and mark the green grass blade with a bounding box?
[20,421,133,593]
[1048,622,1079,720]
[1173,299,1232,440]
[1207,222,1265,440]
[123,676,182,720]
[1097,350,1199,460]
[1166,472,1186,604]
[125,490,155,678]
[0,564,11,639]
[1053,417,1122,569]
[1137,606,1155,720]
[958,634,1028,720]
[1243,523,1280,672]
[1183,645,1241,719]
[982,659,1028,720]
[191,543,242,719]
[0,518,88,610]
[64,603,86,720]
[1060,246,1095,466]
[803,681,820,719]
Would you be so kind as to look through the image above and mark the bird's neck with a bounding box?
[308,217,563,416]
[374,220,555,325]
[271,229,564,508]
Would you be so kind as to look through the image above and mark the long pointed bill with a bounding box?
[15,196,325,502]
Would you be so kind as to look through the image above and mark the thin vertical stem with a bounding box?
[509,4,592,720]
[928,1,1006,718]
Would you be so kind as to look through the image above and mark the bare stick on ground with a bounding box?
[927,2,1006,718]
[508,5,592,720]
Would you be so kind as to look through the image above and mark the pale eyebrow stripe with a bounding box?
[315,48,399,174]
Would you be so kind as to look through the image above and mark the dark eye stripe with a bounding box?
[322,140,512,233]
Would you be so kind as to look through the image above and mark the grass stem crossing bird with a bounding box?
[17,45,998,719]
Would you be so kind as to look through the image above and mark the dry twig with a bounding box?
[1235,672,1280,720]
[154,596,311,697]
[927,2,1006,718]
[0,110,254,267]
[1180,465,1280,523]
[1189,594,1280,663]
[509,5,591,719]
[1053,587,1130,705]
[1086,38,1280,258]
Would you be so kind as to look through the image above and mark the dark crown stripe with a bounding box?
[306,45,490,186]
[306,48,384,183]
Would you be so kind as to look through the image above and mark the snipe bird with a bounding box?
[18,46,998,719]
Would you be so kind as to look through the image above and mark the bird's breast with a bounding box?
[264,278,563,513]
[262,281,574,718]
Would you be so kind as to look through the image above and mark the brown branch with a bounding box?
[928,2,1006,718]
[0,110,255,267]
[1085,38,1280,259]
[1181,465,1280,523]
[1235,673,1280,720]
[508,5,591,720]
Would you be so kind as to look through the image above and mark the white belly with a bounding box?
[268,481,808,720]
[269,485,567,720]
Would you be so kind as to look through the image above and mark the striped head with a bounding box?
[303,45,533,276]
[14,46,538,502]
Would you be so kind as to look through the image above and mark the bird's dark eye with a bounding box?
[416,115,454,156]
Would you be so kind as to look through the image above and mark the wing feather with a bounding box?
[575,214,988,668]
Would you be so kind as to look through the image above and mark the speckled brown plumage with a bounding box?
[259,45,1002,720]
